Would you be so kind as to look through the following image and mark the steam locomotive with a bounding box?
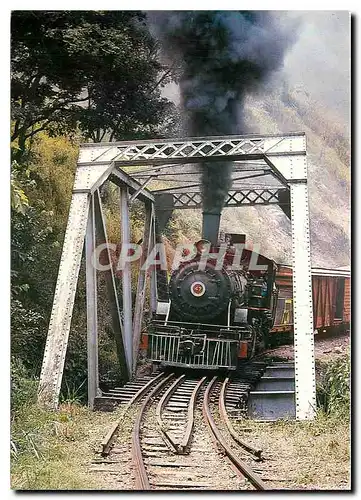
[148,230,279,371]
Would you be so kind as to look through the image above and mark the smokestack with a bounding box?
[202,211,221,246]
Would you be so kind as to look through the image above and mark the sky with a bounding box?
[283,11,350,127]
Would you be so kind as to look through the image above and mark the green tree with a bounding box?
[11,162,51,372]
[11,10,176,157]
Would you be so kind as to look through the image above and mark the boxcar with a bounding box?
[272,266,350,336]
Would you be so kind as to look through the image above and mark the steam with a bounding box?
[149,11,299,213]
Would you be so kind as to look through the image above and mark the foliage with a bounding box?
[11,191,59,321]
[11,357,38,416]
[281,86,350,167]
[163,210,201,246]
[11,10,177,158]
[11,300,45,374]
[26,133,78,230]
[11,159,58,375]
[11,135,88,386]
[60,378,87,406]
[60,324,88,404]
[11,163,30,214]
[317,353,350,419]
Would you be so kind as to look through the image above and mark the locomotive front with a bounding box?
[147,235,278,371]
[168,256,245,324]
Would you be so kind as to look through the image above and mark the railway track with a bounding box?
[92,365,281,491]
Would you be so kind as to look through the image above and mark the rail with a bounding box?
[219,377,262,459]
[156,374,185,453]
[203,376,267,490]
[101,371,166,455]
[132,373,174,489]
[99,370,276,490]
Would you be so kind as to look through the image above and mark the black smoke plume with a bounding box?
[149,11,298,213]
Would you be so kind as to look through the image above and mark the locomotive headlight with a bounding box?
[195,239,211,254]
[190,281,206,297]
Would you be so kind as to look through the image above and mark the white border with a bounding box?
[2,6,355,498]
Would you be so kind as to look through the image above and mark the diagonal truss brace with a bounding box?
[154,188,290,210]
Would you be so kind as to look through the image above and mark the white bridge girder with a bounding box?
[38,164,155,409]
[38,192,89,408]
[38,132,315,419]
[77,132,305,166]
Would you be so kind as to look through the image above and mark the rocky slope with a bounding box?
[168,86,350,269]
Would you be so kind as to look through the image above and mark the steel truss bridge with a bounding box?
[38,133,316,420]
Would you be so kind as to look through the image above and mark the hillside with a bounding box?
[168,86,350,268]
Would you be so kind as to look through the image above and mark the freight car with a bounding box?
[272,265,350,338]
[147,233,278,371]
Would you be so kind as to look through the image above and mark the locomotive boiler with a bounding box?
[147,226,278,371]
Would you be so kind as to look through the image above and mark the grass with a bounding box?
[234,411,350,490]
[316,354,350,418]
[12,401,350,491]
[234,351,351,490]
[10,358,139,491]
[11,396,128,490]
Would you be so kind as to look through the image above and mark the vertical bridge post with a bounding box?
[132,202,153,374]
[120,186,133,375]
[86,195,99,409]
[149,206,158,316]
[289,161,316,420]
[264,135,316,420]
